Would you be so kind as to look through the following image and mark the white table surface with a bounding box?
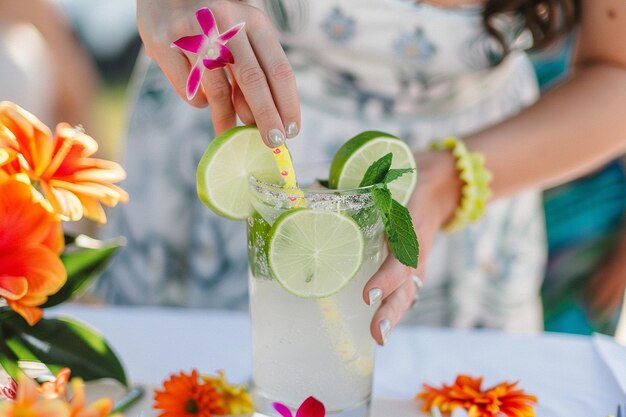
[51,304,626,417]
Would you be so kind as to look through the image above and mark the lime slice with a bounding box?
[329,131,417,205]
[197,126,283,220]
[267,209,364,298]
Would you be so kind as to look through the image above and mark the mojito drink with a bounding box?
[248,177,386,416]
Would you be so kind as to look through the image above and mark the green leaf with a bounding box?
[383,168,415,184]
[359,153,393,187]
[318,179,330,189]
[386,199,419,268]
[357,153,420,268]
[0,324,21,379]
[371,184,393,213]
[42,235,124,308]
[2,315,128,386]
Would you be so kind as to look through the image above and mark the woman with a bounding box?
[97,0,626,345]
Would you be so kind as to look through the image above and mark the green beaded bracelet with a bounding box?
[430,137,492,232]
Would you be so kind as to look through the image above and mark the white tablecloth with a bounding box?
[52,305,626,417]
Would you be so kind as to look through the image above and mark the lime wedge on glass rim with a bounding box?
[329,131,417,205]
[196,126,282,220]
[267,208,365,298]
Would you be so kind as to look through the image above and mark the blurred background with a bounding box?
[54,0,140,161]
[2,0,623,338]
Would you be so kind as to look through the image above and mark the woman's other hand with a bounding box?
[364,150,462,345]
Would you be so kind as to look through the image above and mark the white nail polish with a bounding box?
[379,319,391,345]
[368,288,382,305]
[286,122,299,139]
[268,129,285,147]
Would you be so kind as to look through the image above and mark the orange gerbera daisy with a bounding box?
[417,374,537,417]
[0,101,128,223]
[0,173,66,325]
[154,370,227,417]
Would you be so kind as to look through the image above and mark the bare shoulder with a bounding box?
[575,0,626,68]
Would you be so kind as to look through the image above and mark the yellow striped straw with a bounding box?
[271,143,371,377]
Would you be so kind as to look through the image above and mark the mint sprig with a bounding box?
[359,153,392,187]
[363,153,419,268]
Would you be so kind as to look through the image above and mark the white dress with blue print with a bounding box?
[95,0,546,331]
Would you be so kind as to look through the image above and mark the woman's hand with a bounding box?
[364,150,462,345]
[137,0,300,147]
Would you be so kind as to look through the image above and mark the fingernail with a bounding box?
[286,122,299,139]
[368,288,382,305]
[268,129,285,147]
[410,274,423,290]
[379,319,392,345]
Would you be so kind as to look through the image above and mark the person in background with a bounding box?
[97,0,626,345]
[0,0,99,130]
[529,37,626,335]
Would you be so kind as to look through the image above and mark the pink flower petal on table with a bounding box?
[273,402,293,417]
[196,7,218,37]
[171,34,205,53]
[186,64,203,99]
[218,22,245,42]
[296,397,326,417]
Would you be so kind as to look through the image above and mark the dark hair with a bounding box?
[483,0,580,53]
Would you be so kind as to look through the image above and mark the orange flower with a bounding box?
[417,375,537,417]
[0,101,128,223]
[0,173,66,325]
[154,370,227,417]
[39,368,71,400]
[0,374,70,417]
[67,378,117,417]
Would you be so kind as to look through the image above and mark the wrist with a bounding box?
[413,150,463,228]
[428,137,493,232]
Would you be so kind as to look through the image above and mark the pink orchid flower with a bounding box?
[0,376,17,401]
[171,7,245,100]
[273,396,326,417]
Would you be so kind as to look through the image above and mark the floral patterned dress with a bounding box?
[96,0,546,331]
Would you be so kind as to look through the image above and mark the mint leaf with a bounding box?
[386,199,419,268]
[371,185,392,213]
[359,153,420,269]
[371,185,395,240]
[383,168,415,184]
[359,153,392,187]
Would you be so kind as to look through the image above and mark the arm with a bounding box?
[366,0,626,344]
[464,0,626,199]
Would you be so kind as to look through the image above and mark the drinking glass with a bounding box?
[247,169,386,417]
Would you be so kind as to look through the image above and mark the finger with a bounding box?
[363,253,413,305]
[370,278,417,345]
[228,27,286,147]
[233,84,255,125]
[200,68,237,135]
[248,24,300,139]
[157,49,208,108]
[228,67,254,124]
